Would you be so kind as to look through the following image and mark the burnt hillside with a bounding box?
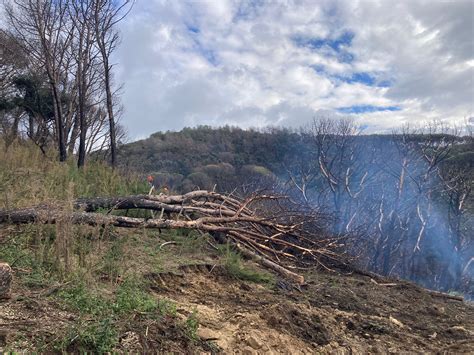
[118,125,474,298]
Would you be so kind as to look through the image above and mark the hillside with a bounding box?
[117,126,474,299]
[117,126,292,192]
[1,141,473,353]
[2,228,474,353]
[117,126,474,194]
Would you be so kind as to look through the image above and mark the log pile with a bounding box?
[0,191,344,284]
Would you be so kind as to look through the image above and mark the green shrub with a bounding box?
[184,309,199,341]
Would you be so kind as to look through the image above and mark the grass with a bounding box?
[54,275,177,352]
[56,317,118,353]
[184,308,200,341]
[222,244,275,285]
[0,143,272,352]
[0,141,148,210]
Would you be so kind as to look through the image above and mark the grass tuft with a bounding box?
[222,244,275,284]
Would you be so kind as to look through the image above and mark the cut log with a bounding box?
[426,289,464,302]
[0,262,12,300]
[0,191,339,284]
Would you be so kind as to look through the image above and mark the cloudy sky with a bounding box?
[115,0,474,139]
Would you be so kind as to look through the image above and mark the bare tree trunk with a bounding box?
[103,62,117,167]
[51,82,67,162]
[92,0,133,168]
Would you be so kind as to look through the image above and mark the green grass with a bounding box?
[57,275,176,317]
[184,308,200,341]
[222,244,275,285]
[54,275,177,352]
[56,317,118,353]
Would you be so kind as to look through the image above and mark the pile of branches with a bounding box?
[0,191,346,283]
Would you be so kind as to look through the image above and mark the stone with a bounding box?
[0,263,12,300]
[432,305,445,315]
[197,327,220,341]
[448,326,473,336]
[246,335,263,350]
[389,315,404,328]
[242,346,258,355]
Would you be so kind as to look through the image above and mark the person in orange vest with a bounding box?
[147,175,155,195]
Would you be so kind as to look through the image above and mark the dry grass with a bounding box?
[0,141,147,210]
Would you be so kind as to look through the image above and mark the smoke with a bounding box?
[280,128,473,298]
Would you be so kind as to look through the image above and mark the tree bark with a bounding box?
[0,263,12,300]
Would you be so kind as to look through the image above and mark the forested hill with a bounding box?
[117,125,473,195]
[117,126,294,189]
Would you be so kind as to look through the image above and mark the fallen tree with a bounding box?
[0,191,345,284]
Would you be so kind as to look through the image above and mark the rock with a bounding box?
[389,316,404,328]
[197,327,220,341]
[242,346,258,355]
[246,335,263,350]
[0,263,12,300]
[448,326,473,336]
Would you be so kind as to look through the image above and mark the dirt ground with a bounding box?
[2,257,473,354]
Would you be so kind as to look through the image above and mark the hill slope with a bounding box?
[0,142,473,352]
[1,231,473,353]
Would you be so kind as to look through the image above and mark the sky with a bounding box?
[115,0,474,139]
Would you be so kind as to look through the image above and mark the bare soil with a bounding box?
[1,256,473,354]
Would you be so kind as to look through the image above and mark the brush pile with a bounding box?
[0,190,345,283]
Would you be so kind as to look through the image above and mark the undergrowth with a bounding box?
[222,244,275,285]
[54,276,177,352]
[0,142,147,210]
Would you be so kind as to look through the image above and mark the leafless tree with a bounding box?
[92,0,133,167]
[5,0,74,161]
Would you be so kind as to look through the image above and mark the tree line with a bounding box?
[0,0,133,167]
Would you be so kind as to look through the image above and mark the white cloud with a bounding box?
[115,0,474,138]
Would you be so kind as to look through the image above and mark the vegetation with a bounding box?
[222,244,275,285]
[118,123,474,297]
[1,0,133,167]
[0,143,287,351]
[0,143,197,351]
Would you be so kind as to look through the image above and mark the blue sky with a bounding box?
[115,0,474,139]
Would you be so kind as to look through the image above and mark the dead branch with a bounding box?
[426,289,464,302]
[0,190,342,284]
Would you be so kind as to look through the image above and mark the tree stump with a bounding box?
[0,263,12,300]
